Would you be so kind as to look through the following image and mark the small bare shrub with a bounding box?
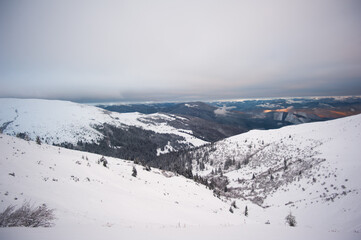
[0,202,55,227]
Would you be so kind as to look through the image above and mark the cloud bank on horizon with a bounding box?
[0,0,361,102]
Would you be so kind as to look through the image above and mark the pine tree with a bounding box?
[99,156,108,167]
[200,162,205,171]
[245,206,248,217]
[36,136,41,145]
[132,166,137,177]
[285,212,296,227]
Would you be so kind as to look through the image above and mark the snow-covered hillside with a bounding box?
[0,132,359,239]
[1,118,360,239]
[1,134,359,240]
[0,134,235,227]
[0,98,207,156]
[189,114,361,232]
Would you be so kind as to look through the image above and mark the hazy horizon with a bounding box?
[2,94,360,106]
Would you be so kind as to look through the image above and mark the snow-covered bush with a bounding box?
[285,212,297,227]
[0,202,55,227]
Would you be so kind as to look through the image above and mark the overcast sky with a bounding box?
[1,0,361,102]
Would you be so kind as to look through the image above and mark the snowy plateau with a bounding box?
[0,99,360,239]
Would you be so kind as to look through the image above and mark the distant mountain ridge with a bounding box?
[99,96,361,136]
[1,97,360,166]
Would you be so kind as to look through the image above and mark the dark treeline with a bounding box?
[54,122,213,182]
[56,123,188,164]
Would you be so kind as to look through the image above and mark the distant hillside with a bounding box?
[0,98,207,162]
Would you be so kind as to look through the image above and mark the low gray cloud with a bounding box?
[1,0,361,102]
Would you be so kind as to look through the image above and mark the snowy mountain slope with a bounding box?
[0,134,236,227]
[0,98,207,158]
[0,135,359,239]
[187,114,361,231]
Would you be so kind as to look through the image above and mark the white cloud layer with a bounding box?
[0,0,360,101]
